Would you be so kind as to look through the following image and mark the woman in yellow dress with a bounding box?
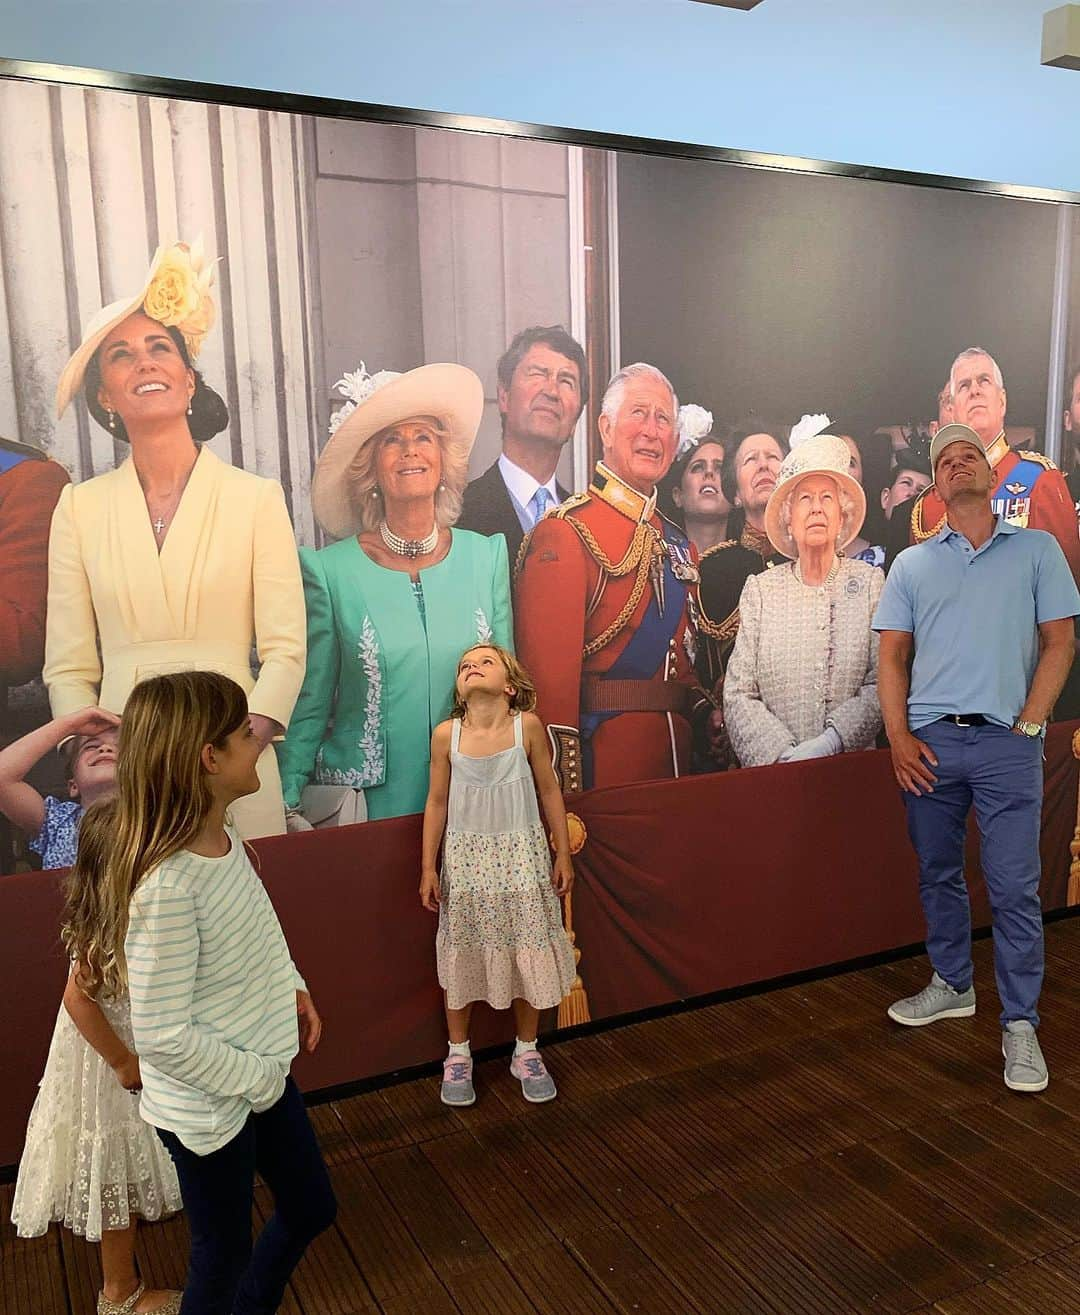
[45,240,305,838]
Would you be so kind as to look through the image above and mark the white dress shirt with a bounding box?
[498,453,560,532]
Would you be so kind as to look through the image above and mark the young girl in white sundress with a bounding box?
[11,802,183,1315]
[421,644,577,1107]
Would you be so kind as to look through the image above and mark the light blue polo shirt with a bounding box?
[872,517,1080,731]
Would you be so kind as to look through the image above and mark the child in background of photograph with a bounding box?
[0,708,121,870]
[11,803,184,1315]
[421,644,576,1108]
[118,672,335,1315]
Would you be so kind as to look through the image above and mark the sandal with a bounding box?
[97,1283,183,1314]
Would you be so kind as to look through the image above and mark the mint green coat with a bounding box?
[276,530,512,821]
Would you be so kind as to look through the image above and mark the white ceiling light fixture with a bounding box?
[1042,4,1080,69]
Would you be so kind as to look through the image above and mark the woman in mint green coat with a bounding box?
[278,362,512,824]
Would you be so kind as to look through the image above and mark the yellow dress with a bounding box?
[43,446,306,838]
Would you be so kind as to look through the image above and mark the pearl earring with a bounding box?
[107,408,116,432]
[187,400,193,416]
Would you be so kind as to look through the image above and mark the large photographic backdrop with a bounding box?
[2,65,1080,1165]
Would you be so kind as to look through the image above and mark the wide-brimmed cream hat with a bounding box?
[56,238,217,417]
[311,361,484,540]
[764,433,867,559]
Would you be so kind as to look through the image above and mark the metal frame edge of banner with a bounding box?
[1,57,1079,208]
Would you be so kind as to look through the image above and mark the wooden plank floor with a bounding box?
[6,918,1080,1313]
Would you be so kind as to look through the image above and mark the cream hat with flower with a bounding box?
[311,361,484,540]
[56,238,216,417]
[764,428,866,559]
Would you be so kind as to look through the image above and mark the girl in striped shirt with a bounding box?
[83,671,334,1315]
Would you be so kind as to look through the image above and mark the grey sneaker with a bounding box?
[1003,1021,1048,1093]
[510,1049,557,1103]
[887,971,976,1027]
[440,1054,476,1107]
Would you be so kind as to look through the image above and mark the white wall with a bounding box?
[2,0,1076,195]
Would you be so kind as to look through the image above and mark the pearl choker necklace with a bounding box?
[380,521,439,559]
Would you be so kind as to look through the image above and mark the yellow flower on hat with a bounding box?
[142,239,216,358]
[56,236,219,418]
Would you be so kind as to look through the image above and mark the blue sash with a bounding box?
[0,447,36,476]
[992,458,1044,526]
[580,525,690,781]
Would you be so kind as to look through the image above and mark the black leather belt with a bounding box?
[939,713,988,727]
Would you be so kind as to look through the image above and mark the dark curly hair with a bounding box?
[83,324,229,444]
[657,427,729,526]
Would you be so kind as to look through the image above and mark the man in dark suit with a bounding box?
[458,325,587,565]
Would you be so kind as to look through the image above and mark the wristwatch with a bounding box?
[1012,719,1044,738]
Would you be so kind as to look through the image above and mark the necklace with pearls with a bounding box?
[793,555,841,589]
[379,521,439,559]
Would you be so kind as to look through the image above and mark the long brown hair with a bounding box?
[449,644,538,720]
[62,671,250,998]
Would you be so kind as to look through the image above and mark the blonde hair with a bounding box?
[347,415,467,533]
[449,644,537,719]
[61,670,250,999]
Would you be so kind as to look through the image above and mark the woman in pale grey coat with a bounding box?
[724,432,883,768]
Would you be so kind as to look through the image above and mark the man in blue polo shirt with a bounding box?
[874,422,1080,1093]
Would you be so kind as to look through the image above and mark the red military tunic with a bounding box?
[0,443,71,688]
[514,462,706,793]
[907,433,1080,583]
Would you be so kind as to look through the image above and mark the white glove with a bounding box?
[285,807,314,834]
[779,725,843,762]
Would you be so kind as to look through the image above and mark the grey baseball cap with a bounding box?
[929,422,987,469]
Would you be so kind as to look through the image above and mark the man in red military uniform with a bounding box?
[885,348,1080,582]
[515,363,708,792]
[0,436,70,690]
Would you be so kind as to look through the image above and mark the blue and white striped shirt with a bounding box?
[125,827,305,1155]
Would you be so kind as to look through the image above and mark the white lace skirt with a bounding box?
[11,995,182,1241]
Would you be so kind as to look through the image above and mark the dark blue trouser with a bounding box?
[157,1077,337,1315]
[904,719,1044,1027]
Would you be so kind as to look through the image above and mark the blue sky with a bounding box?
[4,0,1077,192]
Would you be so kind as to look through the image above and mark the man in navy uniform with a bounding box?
[458,325,586,565]
[875,422,1079,1093]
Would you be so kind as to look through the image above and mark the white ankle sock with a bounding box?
[513,1037,537,1058]
[448,1040,470,1057]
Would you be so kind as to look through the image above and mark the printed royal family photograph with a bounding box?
[3,70,1080,1169]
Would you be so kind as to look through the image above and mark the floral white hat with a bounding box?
[56,238,217,417]
[311,361,484,540]
[764,431,866,559]
[675,403,714,457]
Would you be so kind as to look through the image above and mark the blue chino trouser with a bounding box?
[903,719,1045,1027]
[157,1077,337,1315]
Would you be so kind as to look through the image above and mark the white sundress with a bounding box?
[437,714,576,1012]
[11,990,182,1241]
